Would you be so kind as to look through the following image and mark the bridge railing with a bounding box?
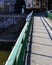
[5,11,33,65]
[47,11,52,19]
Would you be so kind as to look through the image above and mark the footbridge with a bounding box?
[0,11,52,65]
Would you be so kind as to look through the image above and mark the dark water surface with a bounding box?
[0,14,27,65]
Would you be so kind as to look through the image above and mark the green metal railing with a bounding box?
[47,11,52,19]
[5,11,33,65]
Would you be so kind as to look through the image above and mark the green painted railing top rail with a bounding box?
[5,11,33,65]
[47,11,52,19]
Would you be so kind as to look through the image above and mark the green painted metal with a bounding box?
[47,11,52,19]
[5,11,33,65]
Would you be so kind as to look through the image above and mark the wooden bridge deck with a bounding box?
[26,16,52,65]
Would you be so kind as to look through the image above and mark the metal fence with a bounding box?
[5,11,33,65]
[47,11,52,19]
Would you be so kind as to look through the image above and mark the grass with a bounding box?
[0,50,10,65]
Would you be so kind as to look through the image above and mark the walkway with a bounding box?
[26,16,52,65]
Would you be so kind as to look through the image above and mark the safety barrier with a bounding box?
[5,11,33,65]
[47,11,52,19]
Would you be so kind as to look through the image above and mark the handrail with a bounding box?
[5,11,33,65]
[47,11,52,19]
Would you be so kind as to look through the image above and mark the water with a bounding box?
[0,14,26,65]
[0,50,10,65]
